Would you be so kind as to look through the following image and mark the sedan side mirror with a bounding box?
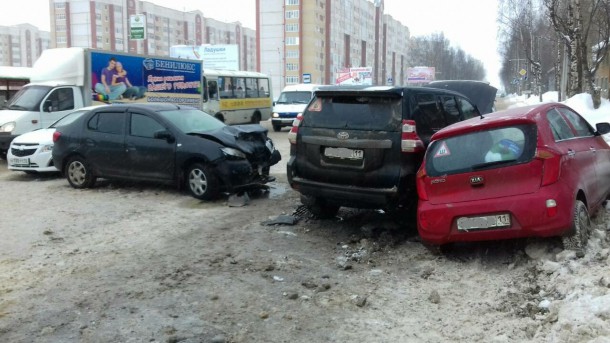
[154,130,175,143]
[595,122,610,135]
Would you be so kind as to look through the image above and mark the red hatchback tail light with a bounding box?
[401,120,424,153]
[52,131,62,142]
[288,114,302,145]
[536,147,562,186]
[416,164,429,200]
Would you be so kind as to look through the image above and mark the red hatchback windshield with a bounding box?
[424,124,537,176]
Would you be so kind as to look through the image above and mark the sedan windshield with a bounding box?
[158,108,226,133]
[50,109,89,128]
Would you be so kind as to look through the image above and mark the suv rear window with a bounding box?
[302,94,403,131]
[425,124,537,176]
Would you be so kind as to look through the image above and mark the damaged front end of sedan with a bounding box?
[188,124,282,197]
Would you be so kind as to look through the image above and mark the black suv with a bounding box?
[286,84,497,218]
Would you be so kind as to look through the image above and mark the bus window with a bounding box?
[245,78,259,98]
[207,80,218,101]
[233,77,245,99]
[258,78,270,98]
[219,76,233,99]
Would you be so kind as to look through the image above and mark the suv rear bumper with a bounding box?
[289,175,399,208]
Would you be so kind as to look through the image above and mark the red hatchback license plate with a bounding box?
[457,214,511,231]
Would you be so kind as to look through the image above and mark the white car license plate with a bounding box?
[457,214,511,231]
[9,157,29,166]
[324,147,364,160]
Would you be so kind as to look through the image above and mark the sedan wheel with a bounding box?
[186,163,219,200]
[562,200,591,258]
[66,156,96,188]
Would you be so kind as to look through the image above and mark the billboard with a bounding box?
[170,44,239,70]
[406,66,436,84]
[335,67,373,85]
[91,51,202,108]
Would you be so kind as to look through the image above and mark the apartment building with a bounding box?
[257,0,410,95]
[0,24,50,67]
[49,0,257,71]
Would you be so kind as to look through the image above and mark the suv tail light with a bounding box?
[415,163,429,200]
[52,131,62,142]
[401,120,424,153]
[288,114,303,145]
[535,147,562,186]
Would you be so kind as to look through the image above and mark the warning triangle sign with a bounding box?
[434,141,451,157]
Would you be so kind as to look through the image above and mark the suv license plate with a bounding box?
[457,214,511,231]
[9,157,29,166]
[324,147,363,160]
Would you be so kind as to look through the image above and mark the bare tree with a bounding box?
[545,0,610,107]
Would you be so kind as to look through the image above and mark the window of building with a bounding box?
[55,2,65,8]
[286,76,299,84]
[286,24,299,32]
[285,10,299,19]
[286,50,299,59]
[286,0,299,5]
[56,13,66,20]
[286,63,299,71]
[285,37,299,45]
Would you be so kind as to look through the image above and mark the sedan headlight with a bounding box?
[0,121,16,133]
[40,144,53,153]
[220,147,247,159]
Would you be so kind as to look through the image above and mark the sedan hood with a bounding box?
[190,124,280,166]
[11,128,54,145]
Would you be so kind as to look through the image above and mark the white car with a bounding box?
[7,106,101,173]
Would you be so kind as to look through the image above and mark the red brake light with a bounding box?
[416,164,429,200]
[401,120,424,153]
[288,114,303,145]
[536,147,562,186]
[52,131,62,142]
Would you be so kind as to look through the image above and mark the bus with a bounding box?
[202,69,272,125]
[0,66,32,106]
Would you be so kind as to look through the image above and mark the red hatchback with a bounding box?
[416,102,610,256]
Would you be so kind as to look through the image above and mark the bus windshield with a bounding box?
[5,85,52,111]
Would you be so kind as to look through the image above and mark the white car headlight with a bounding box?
[40,144,54,153]
[272,112,279,118]
[220,147,246,159]
[0,121,16,133]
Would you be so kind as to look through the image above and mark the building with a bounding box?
[0,24,50,67]
[49,0,257,71]
[257,0,410,95]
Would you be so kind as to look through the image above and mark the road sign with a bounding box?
[302,73,311,83]
[130,14,146,40]
[519,68,527,76]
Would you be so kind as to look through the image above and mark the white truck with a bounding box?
[0,47,204,158]
[271,84,323,132]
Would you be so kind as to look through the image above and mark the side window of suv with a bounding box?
[412,92,445,132]
[457,97,478,119]
[440,95,460,125]
[87,112,125,134]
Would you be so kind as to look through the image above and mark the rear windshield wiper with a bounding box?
[471,159,517,170]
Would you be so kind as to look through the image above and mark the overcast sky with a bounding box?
[0,0,502,89]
